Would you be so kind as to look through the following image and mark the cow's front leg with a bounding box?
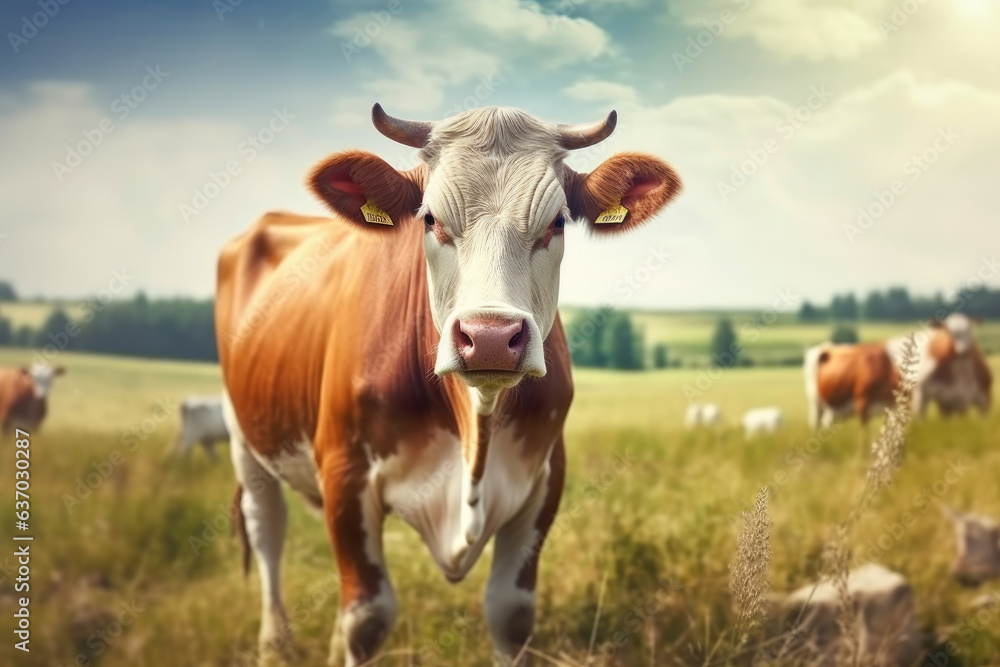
[226,422,292,661]
[485,439,565,665]
[322,457,397,667]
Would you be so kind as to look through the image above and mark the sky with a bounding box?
[1,0,998,309]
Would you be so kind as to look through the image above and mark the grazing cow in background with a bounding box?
[742,407,783,438]
[804,343,899,429]
[175,396,229,462]
[888,314,992,417]
[685,403,721,428]
[0,362,65,433]
[216,104,681,664]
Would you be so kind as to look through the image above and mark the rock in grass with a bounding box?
[943,505,1000,587]
[773,564,922,667]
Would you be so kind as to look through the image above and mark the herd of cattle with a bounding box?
[687,312,992,439]
[0,104,994,665]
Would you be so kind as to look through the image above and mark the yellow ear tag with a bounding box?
[361,200,393,226]
[595,202,628,224]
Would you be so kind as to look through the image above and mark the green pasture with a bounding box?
[0,349,998,665]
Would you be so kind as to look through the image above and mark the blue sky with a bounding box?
[2,0,998,308]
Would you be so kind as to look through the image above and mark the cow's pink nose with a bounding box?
[455,318,528,372]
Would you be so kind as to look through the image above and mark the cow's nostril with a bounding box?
[458,329,474,350]
[508,327,524,350]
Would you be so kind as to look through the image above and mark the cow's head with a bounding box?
[309,105,680,406]
[22,362,65,399]
[931,313,981,356]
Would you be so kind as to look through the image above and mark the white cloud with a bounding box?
[556,71,1000,308]
[0,83,329,298]
[329,0,613,118]
[669,0,889,62]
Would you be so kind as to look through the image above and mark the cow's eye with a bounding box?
[424,213,435,226]
[553,213,565,230]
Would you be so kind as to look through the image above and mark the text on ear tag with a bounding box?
[361,201,393,226]
[595,202,628,224]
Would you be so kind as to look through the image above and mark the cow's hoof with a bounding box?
[488,602,535,666]
[347,615,388,664]
[329,603,394,666]
[258,628,301,665]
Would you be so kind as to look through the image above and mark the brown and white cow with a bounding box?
[215,104,681,664]
[889,314,992,417]
[804,342,900,429]
[0,362,65,432]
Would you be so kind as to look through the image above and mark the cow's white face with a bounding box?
[945,313,975,355]
[28,362,64,399]
[309,105,682,409]
[418,111,571,393]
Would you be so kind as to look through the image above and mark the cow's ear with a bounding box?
[566,152,681,235]
[308,150,424,229]
[929,318,944,329]
[971,315,983,326]
[54,366,66,376]
[18,366,28,375]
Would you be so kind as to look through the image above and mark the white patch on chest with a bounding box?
[376,425,548,582]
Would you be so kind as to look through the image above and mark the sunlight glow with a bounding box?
[957,0,992,18]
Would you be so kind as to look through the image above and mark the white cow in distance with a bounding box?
[743,407,783,438]
[175,395,229,462]
[686,403,722,428]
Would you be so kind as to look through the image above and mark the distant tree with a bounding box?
[36,309,73,350]
[884,287,914,321]
[799,301,826,322]
[956,286,1000,319]
[13,325,33,347]
[831,324,859,344]
[0,316,10,345]
[566,308,610,368]
[605,312,643,370]
[710,318,741,368]
[652,343,669,369]
[830,293,858,320]
[0,282,16,301]
[911,291,946,320]
[864,291,887,320]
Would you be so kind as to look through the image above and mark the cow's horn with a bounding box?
[556,110,617,150]
[372,103,435,148]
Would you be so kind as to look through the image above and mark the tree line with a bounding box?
[0,292,218,362]
[565,307,674,370]
[799,286,1000,322]
[0,279,996,368]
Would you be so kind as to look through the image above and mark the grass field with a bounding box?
[1,348,999,666]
